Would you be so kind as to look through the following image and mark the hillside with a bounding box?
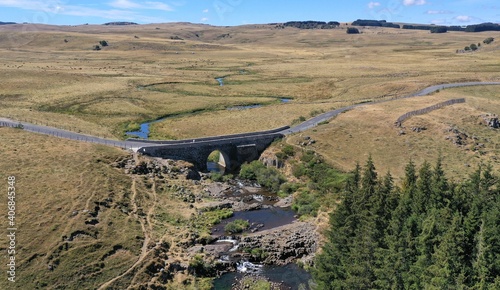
[0,21,499,288]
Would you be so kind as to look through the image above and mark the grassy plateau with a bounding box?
[0,22,499,289]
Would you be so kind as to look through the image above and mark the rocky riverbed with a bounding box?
[112,154,319,288]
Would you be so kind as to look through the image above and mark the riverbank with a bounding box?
[110,152,319,288]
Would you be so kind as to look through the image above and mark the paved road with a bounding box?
[1,81,499,149]
[280,81,500,135]
[0,118,153,151]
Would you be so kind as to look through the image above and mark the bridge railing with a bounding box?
[127,125,290,144]
[395,98,465,127]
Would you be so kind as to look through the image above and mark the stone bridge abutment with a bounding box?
[136,127,288,172]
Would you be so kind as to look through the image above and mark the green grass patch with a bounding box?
[224,219,250,234]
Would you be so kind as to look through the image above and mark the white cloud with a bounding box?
[0,0,63,12]
[108,0,173,11]
[109,0,141,9]
[0,0,171,23]
[403,0,426,6]
[455,15,472,22]
[368,2,381,9]
[427,10,452,14]
[144,1,173,11]
[200,17,208,22]
[203,9,209,13]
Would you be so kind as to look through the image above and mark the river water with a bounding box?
[212,263,313,290]
[125,98,292,139]
[207,184,314,289]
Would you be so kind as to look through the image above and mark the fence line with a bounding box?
[395,98,465,127]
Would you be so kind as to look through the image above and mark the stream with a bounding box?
[205,184,313,289]
[126,98,292,139]
[213,263,312,290]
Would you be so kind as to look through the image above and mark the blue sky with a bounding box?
[0,0,498,26]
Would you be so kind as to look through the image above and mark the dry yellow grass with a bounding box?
[0,127,143,289]
[288,85,500,181]
[0,23,498,140]
[0,127,204,289]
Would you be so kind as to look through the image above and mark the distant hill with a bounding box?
[103,22,138,26]
[0,21,16,25]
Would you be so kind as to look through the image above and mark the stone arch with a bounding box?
[205,149,231,173]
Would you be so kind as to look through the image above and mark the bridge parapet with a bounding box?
[138,132,284,172]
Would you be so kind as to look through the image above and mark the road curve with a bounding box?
[1,81,499,148]
[280,81,500,135]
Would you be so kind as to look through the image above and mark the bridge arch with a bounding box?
[206,149,231,173]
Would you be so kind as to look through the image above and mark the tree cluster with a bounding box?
[314,157,500,289]
[280,21,340,29]
[465,23,500,32]
[430,26,448,33]
[351,19,400,29]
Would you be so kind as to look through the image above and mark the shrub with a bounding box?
[464,46,471,51]
[99,40,108,47]
[249,248,268,261]
[292,163,307,178]
[346,27,360,34]
[470,43,478,51]
[292,190,320,217]
[282,144,295,157]
[93,45,101,51]
[224,219,249,234]
[279,182,301,196]
[210,172,224,182]
[239,161,287,193]
[430,26,448,33]
[483,37,494,44]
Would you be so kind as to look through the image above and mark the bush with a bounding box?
[483,37,494,44]
[249,248,268,261]
[209,172,224,182]
[99,40,108,47]
[464,46,471,51]
[282,145,295,157]
[224,219,249,234]
[292,163,307,178]
[430,26,448,33]
[279,182,301,196]
[239,161,266,180]
[239,161,287,193]
[93,45,101,51]
[346,27,360,34]
[470,43,478,51]
[292,190,320,217]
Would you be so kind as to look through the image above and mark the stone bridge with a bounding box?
[134,126,288,172]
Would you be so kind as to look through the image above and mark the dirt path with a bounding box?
[98,178,154,290]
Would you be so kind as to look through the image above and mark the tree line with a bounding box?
[350,19,500,33]
[313,157,500,289]
[275,21,340,29]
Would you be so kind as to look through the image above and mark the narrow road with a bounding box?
[1,81,499,147]
[281,81,500,134]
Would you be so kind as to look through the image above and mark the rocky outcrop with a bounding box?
[112,156,199,180]
[481,114,499,128]
[238,222,318,266]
